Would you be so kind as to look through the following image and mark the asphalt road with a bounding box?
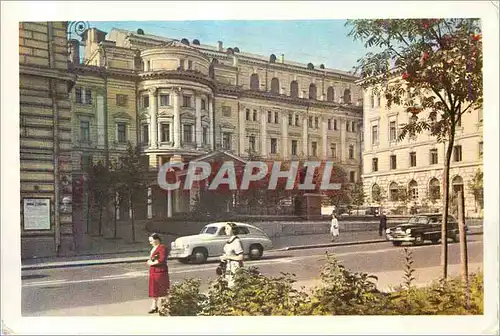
[22,236,483,316]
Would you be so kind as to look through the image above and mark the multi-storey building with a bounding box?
[19,22,77,258]
[69,27,364,219]
[361,80,483,217]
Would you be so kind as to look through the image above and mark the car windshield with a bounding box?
[200,226,218,234]
[408,217,429,225]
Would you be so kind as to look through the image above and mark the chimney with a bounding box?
[68,39,80,64]
[232,55,238,66]
[280,54,285,64]
[217,41,223,51]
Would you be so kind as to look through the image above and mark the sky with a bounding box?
[89,20,369,72]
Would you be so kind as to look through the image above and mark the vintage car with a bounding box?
[169,222,273,264]
[385,214,461,246]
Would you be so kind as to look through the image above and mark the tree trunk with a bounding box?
[98,204,103,236]
[113,199,118,239]
[441,129,456,280]
[130,195,136,242]
[457,188,470,309]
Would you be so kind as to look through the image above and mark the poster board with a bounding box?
[23,198,51,231]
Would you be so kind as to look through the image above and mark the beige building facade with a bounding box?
[70,27,364,219]
[361,84,483,217]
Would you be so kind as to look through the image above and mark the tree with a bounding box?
[371,184,387,209]
[118,143,149,242]
[87,161,111,236]
[108,159,126,239]
[347,19,483,279]
[468,169,483,214]
[321,164,351,215]
[350,182,366,213]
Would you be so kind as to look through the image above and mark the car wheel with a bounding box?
[392,241,402,247]
[177,258,190,264]
[191,247,208,264]
[249,244,263,260]
[413,234,424,246]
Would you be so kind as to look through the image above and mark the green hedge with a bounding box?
[159,253,483,316]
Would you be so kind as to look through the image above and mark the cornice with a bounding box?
[20,65,77,83]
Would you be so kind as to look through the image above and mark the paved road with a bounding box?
[22,236,483,316]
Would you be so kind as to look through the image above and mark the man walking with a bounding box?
[379,212,387,236]
[330,212,339,241]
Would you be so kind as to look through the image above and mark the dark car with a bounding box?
[385,214,460,246]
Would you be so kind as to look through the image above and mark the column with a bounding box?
[302,114,308,157]
[281,112,288,159]
[260,109,267,157]
[195,94,202,147]
[340,118,347,162]
[208,96,214,150]
[149,87,158,148]
[147,187,153,219]
[239,105,246,156]
[322,116,328,159]
[173,89,181,148]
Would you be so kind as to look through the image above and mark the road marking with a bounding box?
[22,241,481,288]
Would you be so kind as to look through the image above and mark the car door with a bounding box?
[206,227,227,256]
[234,226,250,253]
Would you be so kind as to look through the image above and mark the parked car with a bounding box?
[385,214,460,246]
[169,222,273,264]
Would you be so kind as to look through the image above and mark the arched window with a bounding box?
[271,78,280,94]
[372,184,381,202]
[309,84,317,100]
[409,180,418,200]
[209,64,215,79]
[307,62,314,70]
[320,64,325,69]
[452,175,464,193]
[250,73,259,91]
[343,89,352,104]
[269,54,277,63]
[290,81,299,98]
[181,38,190,45]
[429,178,441,200]
[389,182,399,201]
[327,86,335,102]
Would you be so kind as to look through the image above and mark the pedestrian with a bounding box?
[219,222,244,288]
[330,212,340,241]
[379,212,387,236]
[147,233,170,314]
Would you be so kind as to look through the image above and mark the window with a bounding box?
[479,141,483,158]
[312,142,318,157]
[183,124,193,144]
[75,87,83,104]
[314,117,319,129]
[349,171,356,183]
[308,116,313,128]
[430,148,438,165]
[116,94,128,106]
[202,127,208,144]
[377,95,381,107]
[222,106,231,117]
[389,121,397,141]
[390,155,397,170]
[246,109,250,121]
[117,123,127,143]
[80,121,90,143]
[268,111,272,123]
[222,132,231,150]
[270,138,277,154]
[142,124,149,144]
[250,74,260,91]
[295,115,299,126]
[370,95,375,108]
[253,110,257,121]
[234,226,250,235]
[346,121,350,132]
[409,180,418,200]
[81,155,93,172]
[453,145,462,162]
[349,145,354,160]
[409,152,417,167]
[274,111,279,124]
[371,125,378,145]
[309,84,317,100]
[271,78,280,94]
[331,143,337,159]
[142,95,150,108]
[85,89,92,105]
[183,95,191,108]
[389,182,399,201]
[291,140,298,156]
[372,158,378,172]
[188,60,193,70]
[328,119,332,130]
[351,122,356,132]
[249,136,256,152]
[290,81,299,98]
[343,89,351,104]
[160,123,170,142]
[334,119,338,131]
[288,113,293,126]
[327,86,335,102]
[159,94,170,106]
[429,178,440,201]
[201,99,206,110]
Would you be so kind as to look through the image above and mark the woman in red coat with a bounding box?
[147,233,170,314]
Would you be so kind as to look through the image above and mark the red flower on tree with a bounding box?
[402,72,410,80]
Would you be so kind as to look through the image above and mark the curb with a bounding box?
[276,239,387,251]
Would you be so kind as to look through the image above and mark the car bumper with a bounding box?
[169,247,191,259]
[386,235,415,242]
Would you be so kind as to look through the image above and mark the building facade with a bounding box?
[19,22,77,258]
[69,27,364,219]
[361,83,483,217]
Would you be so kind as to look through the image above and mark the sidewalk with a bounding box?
[32,262,483,316]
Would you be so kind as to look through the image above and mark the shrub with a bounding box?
[159,278,206,316]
